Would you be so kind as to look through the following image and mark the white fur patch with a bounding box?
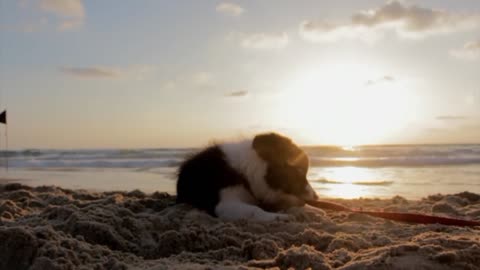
[215,185,289,221]
[218,185,257,204]
[219,140,280,204]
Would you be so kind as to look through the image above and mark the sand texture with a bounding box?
[0,183,479,270]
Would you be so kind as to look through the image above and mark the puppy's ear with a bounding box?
[253,133,290,162]
[252,133,275,156]
[287,151,308,167]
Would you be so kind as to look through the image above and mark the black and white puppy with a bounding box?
[176,132,318,221]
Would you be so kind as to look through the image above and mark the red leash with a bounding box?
[307,200,480,227]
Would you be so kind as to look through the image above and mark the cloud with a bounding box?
[238,32,289,50]
[216,2,244,17]
[436,115,467,121]
[60,67,118,78]
[299,21,380,43]
[40,0,85,31]
[383,75,394,81]
[351,1,477,34]
[225,90,249,97]
[40,0,85,18]
[300,1,480,43]
[59,65,155,79]
[450,40,480,61]
[366,75,395,86]
[8,0,85,32]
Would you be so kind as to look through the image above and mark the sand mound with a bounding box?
[0,183,479,269]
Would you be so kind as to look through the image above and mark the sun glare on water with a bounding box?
[311,167,383,199]
[275,61,418,146]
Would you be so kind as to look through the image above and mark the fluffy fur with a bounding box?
[176,132,318,221]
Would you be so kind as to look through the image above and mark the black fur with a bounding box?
[253,133,309,198]
[176,146,249,216]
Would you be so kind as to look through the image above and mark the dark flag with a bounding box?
[0,110,6,124]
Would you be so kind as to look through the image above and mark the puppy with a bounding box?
[176,132,318,221]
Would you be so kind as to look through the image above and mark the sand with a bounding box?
[0,183,479,270]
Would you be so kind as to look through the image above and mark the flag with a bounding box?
[0,110,6,124]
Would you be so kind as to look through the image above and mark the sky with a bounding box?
[0,0,479,148]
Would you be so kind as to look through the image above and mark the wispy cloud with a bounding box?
[436,115,467,121]
[300,21,379,43]
[7,0,86,32]
[366,75,395,86]
[60,65,155,80]
[351,1,478,34]
[225,90,248,97]
[40,0,85,18]
[450,40,480,61]
[300,1,480,43]
[216,2,245,17]
[232,32,289,50]
[39,0,85,31]
[60,67,118,78]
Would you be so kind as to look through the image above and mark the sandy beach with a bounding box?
[1,182,479,270]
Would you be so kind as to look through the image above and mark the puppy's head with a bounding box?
[253,132,318,208]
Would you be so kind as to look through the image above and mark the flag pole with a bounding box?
[0,89,4,173]
[0,110,7,173]
[5,120,8,173]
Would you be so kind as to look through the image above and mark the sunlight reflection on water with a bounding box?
[317,183,375,199]
[308,164,480,199]
[308,166,385,198]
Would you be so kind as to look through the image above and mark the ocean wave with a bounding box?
[352,180,394,186]
[304,144,480,159]
[1,145,479,169]
[312,178,394,186]
[2,158,183,169]
[0,149,193,169]
[310,156,480,167]
[312,178,343,184]
[0,149,193,160]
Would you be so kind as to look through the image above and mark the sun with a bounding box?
[272,61,417,146]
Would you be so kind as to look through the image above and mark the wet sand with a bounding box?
[1,183,479,269]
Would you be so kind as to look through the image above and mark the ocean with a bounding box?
[1,144,479,199]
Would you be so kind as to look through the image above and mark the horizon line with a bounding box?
[2,142,480,151]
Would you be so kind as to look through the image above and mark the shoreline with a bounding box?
[1,183,479,269]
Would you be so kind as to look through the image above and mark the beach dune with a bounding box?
[1,183,479,269]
